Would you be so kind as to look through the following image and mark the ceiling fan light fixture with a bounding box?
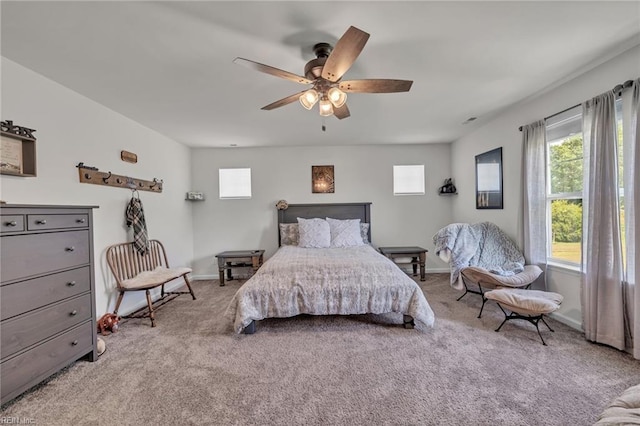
[299,89,319,110]
[319,98,334,116]
[327,87,347,108]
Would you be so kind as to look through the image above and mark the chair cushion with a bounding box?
[121,266,192,289]
[485,288,563,315]
[461,265,543,288]
[595,384,640,425]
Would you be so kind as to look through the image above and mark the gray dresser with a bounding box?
[0,204,98,405]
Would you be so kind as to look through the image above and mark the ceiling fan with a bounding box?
[233,26,413,120]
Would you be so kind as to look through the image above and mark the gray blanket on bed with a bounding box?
[432,222,525,288]
[225,245,436,333]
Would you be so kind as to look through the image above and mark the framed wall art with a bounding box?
[312,165,334,193]
[475,147,503,209]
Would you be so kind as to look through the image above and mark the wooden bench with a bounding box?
[106,240,196,327]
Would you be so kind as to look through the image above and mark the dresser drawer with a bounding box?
[1,267,91,321]
[1,215,25,233]
[27,214,89,231]
[1,230,90,283]
[1,321,93,402]
[1,294,92,359]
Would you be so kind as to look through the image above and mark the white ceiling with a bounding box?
[2,1,639,148]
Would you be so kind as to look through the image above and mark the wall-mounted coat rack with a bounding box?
[77,163,163,193]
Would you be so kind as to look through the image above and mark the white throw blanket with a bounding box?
[432,222,525,290]
[225,245,436,333]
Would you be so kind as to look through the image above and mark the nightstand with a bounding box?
[378,246,428,281]
[215,250,264,286]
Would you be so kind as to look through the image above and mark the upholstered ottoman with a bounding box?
[484,288,563,345]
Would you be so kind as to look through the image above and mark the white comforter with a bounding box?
[225,245,435,333]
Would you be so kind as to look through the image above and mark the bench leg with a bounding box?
[183,275,196,300]
[113,291,125,315]
[146,290,156,327]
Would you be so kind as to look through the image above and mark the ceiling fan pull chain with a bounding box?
[322,117,327,132]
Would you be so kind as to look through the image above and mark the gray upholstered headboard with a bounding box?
[277,202,372,246]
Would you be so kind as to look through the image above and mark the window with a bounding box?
[219,168,251,199]
[393,165,425,195]
[545,106,583,265]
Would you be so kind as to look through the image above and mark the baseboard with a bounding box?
[549,311,582,331]
[192,274,218,281]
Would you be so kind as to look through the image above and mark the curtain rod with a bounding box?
[518,79,635,131]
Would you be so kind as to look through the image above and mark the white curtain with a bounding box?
[623,80,640,358]
[581,91,625,349]
[521,120,547,290]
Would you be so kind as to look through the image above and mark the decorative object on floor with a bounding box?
[1,119,37,177]
[275,199,289,210]
[120,150,137,163]
[97,313,120,336]
[233,26,412,120]
[76,163,163,193]
[96,337,106,356]
[312,165,334,193]
[433,222,543,317]
[105,239,196,328]
[438,178,457,195]
[475,147,503,209]
[485,288,563,345]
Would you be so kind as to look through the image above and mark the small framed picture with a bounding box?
[312,165,335,193]
[1,134,23,175]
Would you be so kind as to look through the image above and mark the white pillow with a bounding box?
[326,217,365,247]
[297,218,331,248]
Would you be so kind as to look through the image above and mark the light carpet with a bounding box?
[2,274,639,425]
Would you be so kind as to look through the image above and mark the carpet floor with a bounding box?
[2,273,639,425]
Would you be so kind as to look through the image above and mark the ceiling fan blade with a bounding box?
[233,58,313,85]
[339,79,413,93]
[333,103,350,120]
[261,91,306,110]
[321,26,370,82]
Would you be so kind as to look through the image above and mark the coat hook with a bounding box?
[84,172,92,180]
[102,171,112,184]
[149,178,163,189]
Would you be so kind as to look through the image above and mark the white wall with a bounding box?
[449,45,640,329]
[0,58,194,317]
[190,144,453,278]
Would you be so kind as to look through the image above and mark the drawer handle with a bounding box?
[71,340,79,346]
[76,218,86,224]
[36,219,47,225]
[5,221,17,227]
[67,281,77,287]
[66,246,75,252]
[70,310,78,316]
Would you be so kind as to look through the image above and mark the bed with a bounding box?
[225,202,435,334]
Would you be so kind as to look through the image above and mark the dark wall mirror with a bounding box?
[475,147,503,209]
